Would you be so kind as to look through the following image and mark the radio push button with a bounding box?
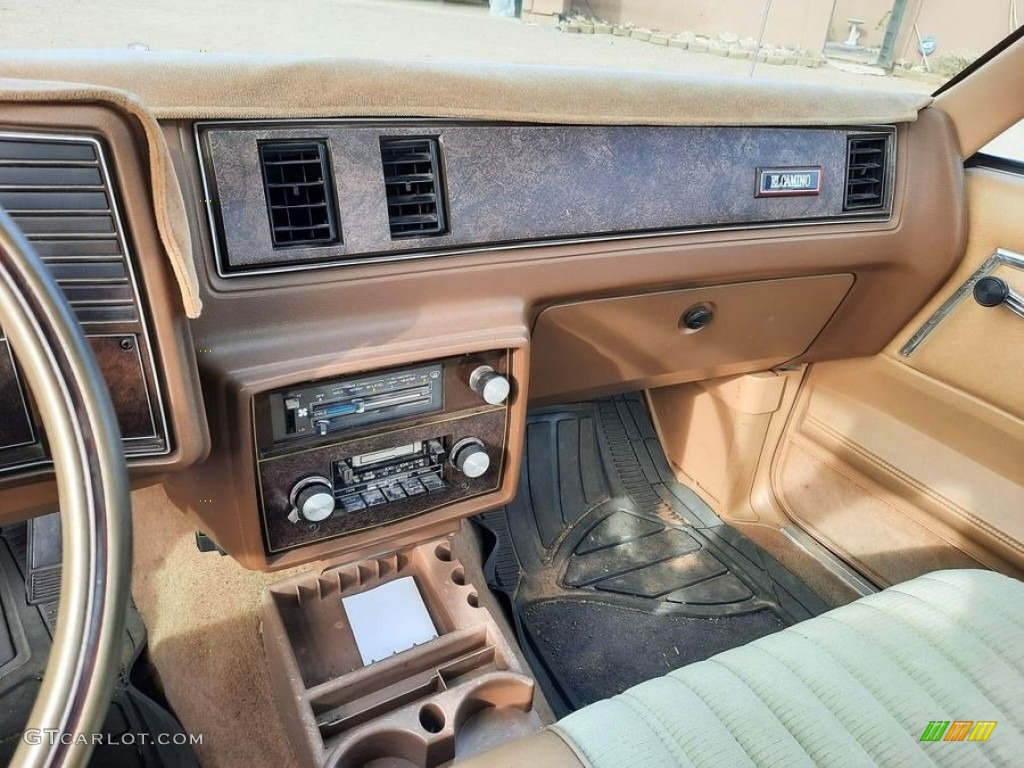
[339,495,367,514]
[361,489,387,506]
[420,474,446,492]
[382,483,407,502]
[401,477,427,496]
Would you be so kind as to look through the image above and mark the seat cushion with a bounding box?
[550,569,1024,768]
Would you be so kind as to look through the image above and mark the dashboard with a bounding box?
[0,61,966,570]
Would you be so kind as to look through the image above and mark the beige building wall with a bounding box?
[897,0,1015,62]
[573,0,1017,62]
[577,0,833,52]
[829,0,895,47]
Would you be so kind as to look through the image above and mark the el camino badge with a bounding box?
[756,167,822,197]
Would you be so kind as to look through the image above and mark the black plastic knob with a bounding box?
[292,478,335,522]
[974,277,1010,308]
[451,438,490,479]
[469,366,511,405]
[682,304,714,332]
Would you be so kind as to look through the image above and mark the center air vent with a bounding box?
[380,138,447,238]
[843,134,890,211]
[259,142,339,248]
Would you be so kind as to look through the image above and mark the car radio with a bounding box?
[253,351,512,553]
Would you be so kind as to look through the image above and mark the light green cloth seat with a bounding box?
[554,569,1024,767]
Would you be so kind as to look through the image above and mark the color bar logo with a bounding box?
[920,720,997,742]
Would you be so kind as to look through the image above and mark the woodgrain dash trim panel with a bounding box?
[196,120,895,277]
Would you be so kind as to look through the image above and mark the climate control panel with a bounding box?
[253,351,512,553]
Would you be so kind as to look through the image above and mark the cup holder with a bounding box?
[452,675,534,734]
[327,674,537,768]
[452,676,539,763]
[330,730,426,768]
[264,539,538,768]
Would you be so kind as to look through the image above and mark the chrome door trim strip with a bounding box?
[899,248,1024,356]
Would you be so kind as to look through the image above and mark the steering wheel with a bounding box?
[0,206,132,767]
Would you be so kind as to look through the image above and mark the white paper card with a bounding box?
[342,576,438,666]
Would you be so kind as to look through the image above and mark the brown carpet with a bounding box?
[130,484,308,768]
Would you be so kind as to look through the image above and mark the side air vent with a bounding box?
[0,136,139,325]
[0,132,169,463]
[259,141,339,247]
[380,137,447,238]
[843,134,890,211]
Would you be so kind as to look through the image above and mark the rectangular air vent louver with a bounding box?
[843,134,889,211]
[0,132,169,464]
[0,136,139,325]
[380,137,447,238]
[259,142,338,247]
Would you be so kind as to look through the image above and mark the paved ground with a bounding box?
[1,0,935,95]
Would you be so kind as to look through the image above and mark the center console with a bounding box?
[253,350,536,765]
[253,350,513,555]
[262,538,541,767]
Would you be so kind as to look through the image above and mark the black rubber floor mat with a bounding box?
[0,520,198,767]
[476,393,828,716]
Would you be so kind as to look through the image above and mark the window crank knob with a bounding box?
[974,276,1009,308]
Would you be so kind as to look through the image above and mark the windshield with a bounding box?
[1,0,1018,96]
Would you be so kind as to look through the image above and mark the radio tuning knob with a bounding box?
[451,438,491,479]
[469,365,511,405]
[290,476,335,522]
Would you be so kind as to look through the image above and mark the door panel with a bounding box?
[773,167,1024,585]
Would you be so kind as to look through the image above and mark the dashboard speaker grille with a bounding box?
[259,141,339,247]
[0,136,139,325]
[380,137,447,238]
[843,134,889,211]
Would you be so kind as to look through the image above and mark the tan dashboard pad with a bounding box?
[0,78,202,317]
[0,51,930,126]
[530,275,854,402]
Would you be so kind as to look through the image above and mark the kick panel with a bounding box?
[254,351,511,553]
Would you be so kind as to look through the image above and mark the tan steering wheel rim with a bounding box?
[0,206,131,767]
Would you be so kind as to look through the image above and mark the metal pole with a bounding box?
[750,0,775,77]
